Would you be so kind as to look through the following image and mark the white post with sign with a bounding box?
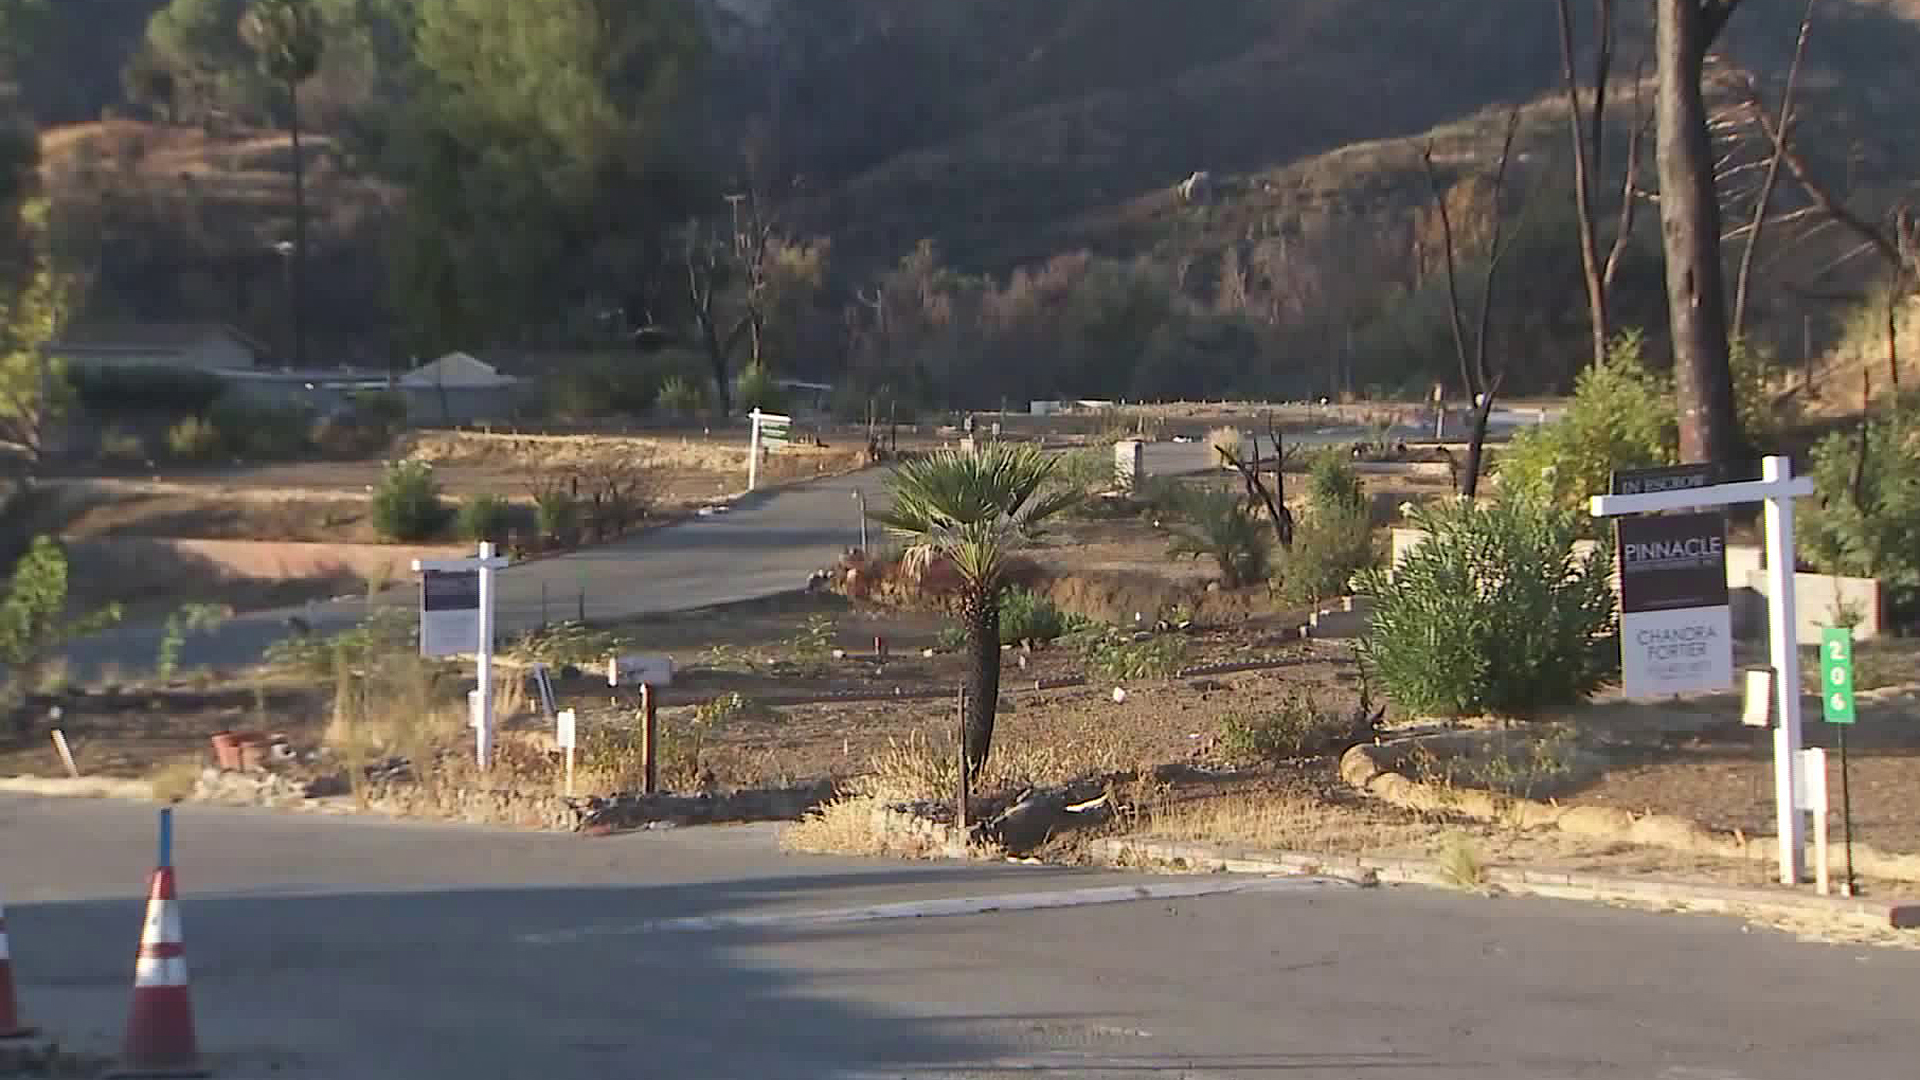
[414,541,510,771]
[747,409,792,492]
[1591,456,1816,885]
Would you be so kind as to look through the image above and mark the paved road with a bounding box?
[4,795,1916,1079]
[54,416,1554,680]
[56,468,898,681]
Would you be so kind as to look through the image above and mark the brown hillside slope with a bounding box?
[796,0,1920,280]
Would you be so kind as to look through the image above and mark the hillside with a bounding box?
[37,120,398,358]
[11,0,1920,396]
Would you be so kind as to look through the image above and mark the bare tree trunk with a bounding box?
[1422,107,1524,499]
[288,78,307,368]
[1887,262,1902,393]
[1656,0,1747,463]
[1556,0,1615,370]
[959,585,1001,781]
[1731,0,1817,343]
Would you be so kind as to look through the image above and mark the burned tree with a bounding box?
[1420,107,1527,500]
[1555,0,1650,370]
[1654,0,1749,463]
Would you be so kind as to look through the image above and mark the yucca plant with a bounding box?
[870,445,1080,778]
[1168,488,1272,587]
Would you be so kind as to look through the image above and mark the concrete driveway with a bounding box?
[4,794,1916,1079]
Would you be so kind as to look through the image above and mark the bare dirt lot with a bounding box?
[31,430,870,545]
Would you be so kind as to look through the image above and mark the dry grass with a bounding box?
[1436,833,1489,889]
[321,652,477,784]
[780,796,913,856]
[1205,426,1242,466]
[402,430,863,478]
[780,793,1009,860]
[147,756,203,803]
[1137,790,1441,855]
[852,730,1120,806]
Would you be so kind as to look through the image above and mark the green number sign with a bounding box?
[1820,627,1857,725]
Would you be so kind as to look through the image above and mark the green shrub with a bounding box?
[155,602,230,682]
[1051,446,1115,496]
[69,364,226,413]
[1356,491,1618,719]
[457,494,511,543]
[165,415,222,459]
[1168,488,1271,587]
[544,353,668,419]
[1730,336,1784,443]
[1802,393,1920,616]
[656,375,708,417]
[208,395,312,458]
[1132,476,1185,520]
[98,427,146,463]
[1496,330,1676,523]
[349,389,409,431]
[535,488,582,545]
[1277,503,1375,607]
[509,620,632,667]
[370,461,449,542]
[1218,691,1381,763]
[262,607,416,678]
[1276,456,1376,606]
[997,586,1093,644]
[1306,455,1368,519]
[0,536,122,677]
[733,362,786,413]
[1077,629,1188,679]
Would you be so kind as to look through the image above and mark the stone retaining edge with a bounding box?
[1091,837,1920,930]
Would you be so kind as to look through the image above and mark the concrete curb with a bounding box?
[0,775,155,801]
[1091,837,1920,931]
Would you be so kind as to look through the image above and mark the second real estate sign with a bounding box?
[1615,510,1733,699]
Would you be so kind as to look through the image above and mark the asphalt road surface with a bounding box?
[4,794,1916,1079]
[55,415,1556,680]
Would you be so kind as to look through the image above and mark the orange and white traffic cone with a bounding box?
[0,888,36,1040]
[112,810,207,1078]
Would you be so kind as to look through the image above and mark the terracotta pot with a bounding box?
[209,731,241,771]
[237,740,270,773]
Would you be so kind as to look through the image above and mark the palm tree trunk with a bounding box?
[960,585,1001,780]
[289,78,307,368]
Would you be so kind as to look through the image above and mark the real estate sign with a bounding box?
[420,568,480,658]
[1616,510,1732,699]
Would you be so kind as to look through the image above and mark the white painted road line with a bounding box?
[518,876,1349,944]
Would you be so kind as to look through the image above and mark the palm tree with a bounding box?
[240,0,323,367]
[870,444,1079,779]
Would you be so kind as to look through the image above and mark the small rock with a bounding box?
[1112,687,1128,704]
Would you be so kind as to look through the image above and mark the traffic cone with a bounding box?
[110,865,207,1078]
[0,889,36,1040]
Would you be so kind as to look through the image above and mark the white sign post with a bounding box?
[414,541,510,771]
[1801,746,1830,895]
[747,409,792,492]
[1591,456,1817,885]
[556,708,578,796]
